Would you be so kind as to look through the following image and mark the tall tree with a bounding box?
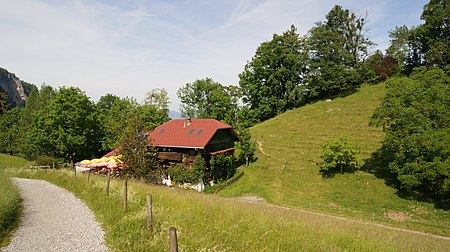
[239,25,307,122]
[177,78,239,125]
[144,88,170,113]
[19,85,55,159]
[371,67,450,205]
[31,87,100,167]
[96,93,121,153]
[0,107,21,155]
[420,0,449,69]
[387,0,449,74]
[143,88,171,128]
[119,107,159,182]
[306,5,373,99]
[361,50,399,84]
[100,97,139,151]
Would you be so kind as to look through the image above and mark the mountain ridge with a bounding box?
[0,67,34,108]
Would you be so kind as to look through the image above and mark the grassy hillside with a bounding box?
[9,168,450,251]
[219,83,450,235]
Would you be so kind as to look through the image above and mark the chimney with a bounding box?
[184,117,192,128]
[187,117,192,126]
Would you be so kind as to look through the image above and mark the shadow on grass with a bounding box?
[362,149,450,210]
[319,166,358,179]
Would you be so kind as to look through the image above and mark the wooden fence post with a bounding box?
[146,195,153,233]
[124,179,128,211]
[169,227,178,252]
[87,169,90,182]
[105,171,111,196]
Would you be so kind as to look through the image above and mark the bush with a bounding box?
[209,154,235,182]
[319,136,360,176]
[35,155,58,167]
[167,163,191,184]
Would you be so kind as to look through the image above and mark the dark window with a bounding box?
[188,129,195,135]
[197,129,203,135]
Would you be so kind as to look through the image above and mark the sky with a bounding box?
[0,0,428,111]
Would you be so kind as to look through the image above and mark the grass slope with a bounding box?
[219,83,450,235]
[0,154,33,246]
[9,168,450,251]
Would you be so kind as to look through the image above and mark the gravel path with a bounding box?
[2,178,107,252]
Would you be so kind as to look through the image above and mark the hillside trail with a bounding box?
[236,195,450,242]
[2,178,107,252]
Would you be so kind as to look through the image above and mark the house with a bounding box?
[148,118,240,166]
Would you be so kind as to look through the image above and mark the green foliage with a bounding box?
[0,174,21,247]
[387,0,450,74]
[31,87,100,164]
[167,163,192,183]
[361,50,399,84]
[306,5,373,99]
[191,155,206,182]
[98,96,138,151]
[319,136,361,176]
[34,155,59,167]
[239,6,374,124]
[144,88,170,114]
[19,85,56,159]
[219,83,450,235]
[118,110,159,182]
[0,107,21,155]
[177,78,240,125]
[371,67,450,205]
[239,25,307,122]
[235,128,257,166]
[0,90,7,116]
[209,154,235,182]
[0,155,32,246]
[167,156,206,184]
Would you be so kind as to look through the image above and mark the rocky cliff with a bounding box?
[0,67,32,108]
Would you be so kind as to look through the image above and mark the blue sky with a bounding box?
[0,0,427,111]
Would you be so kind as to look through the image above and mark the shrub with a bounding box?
[35,155,58,167]
[319,136,360,176]
[167,163,191,184]
[209,154,235,182]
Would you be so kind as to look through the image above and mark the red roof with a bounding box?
[148,119,235,149]
[103,147,121,158]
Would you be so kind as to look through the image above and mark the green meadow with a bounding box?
[219,83,450,236]
[6,167,450,251]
